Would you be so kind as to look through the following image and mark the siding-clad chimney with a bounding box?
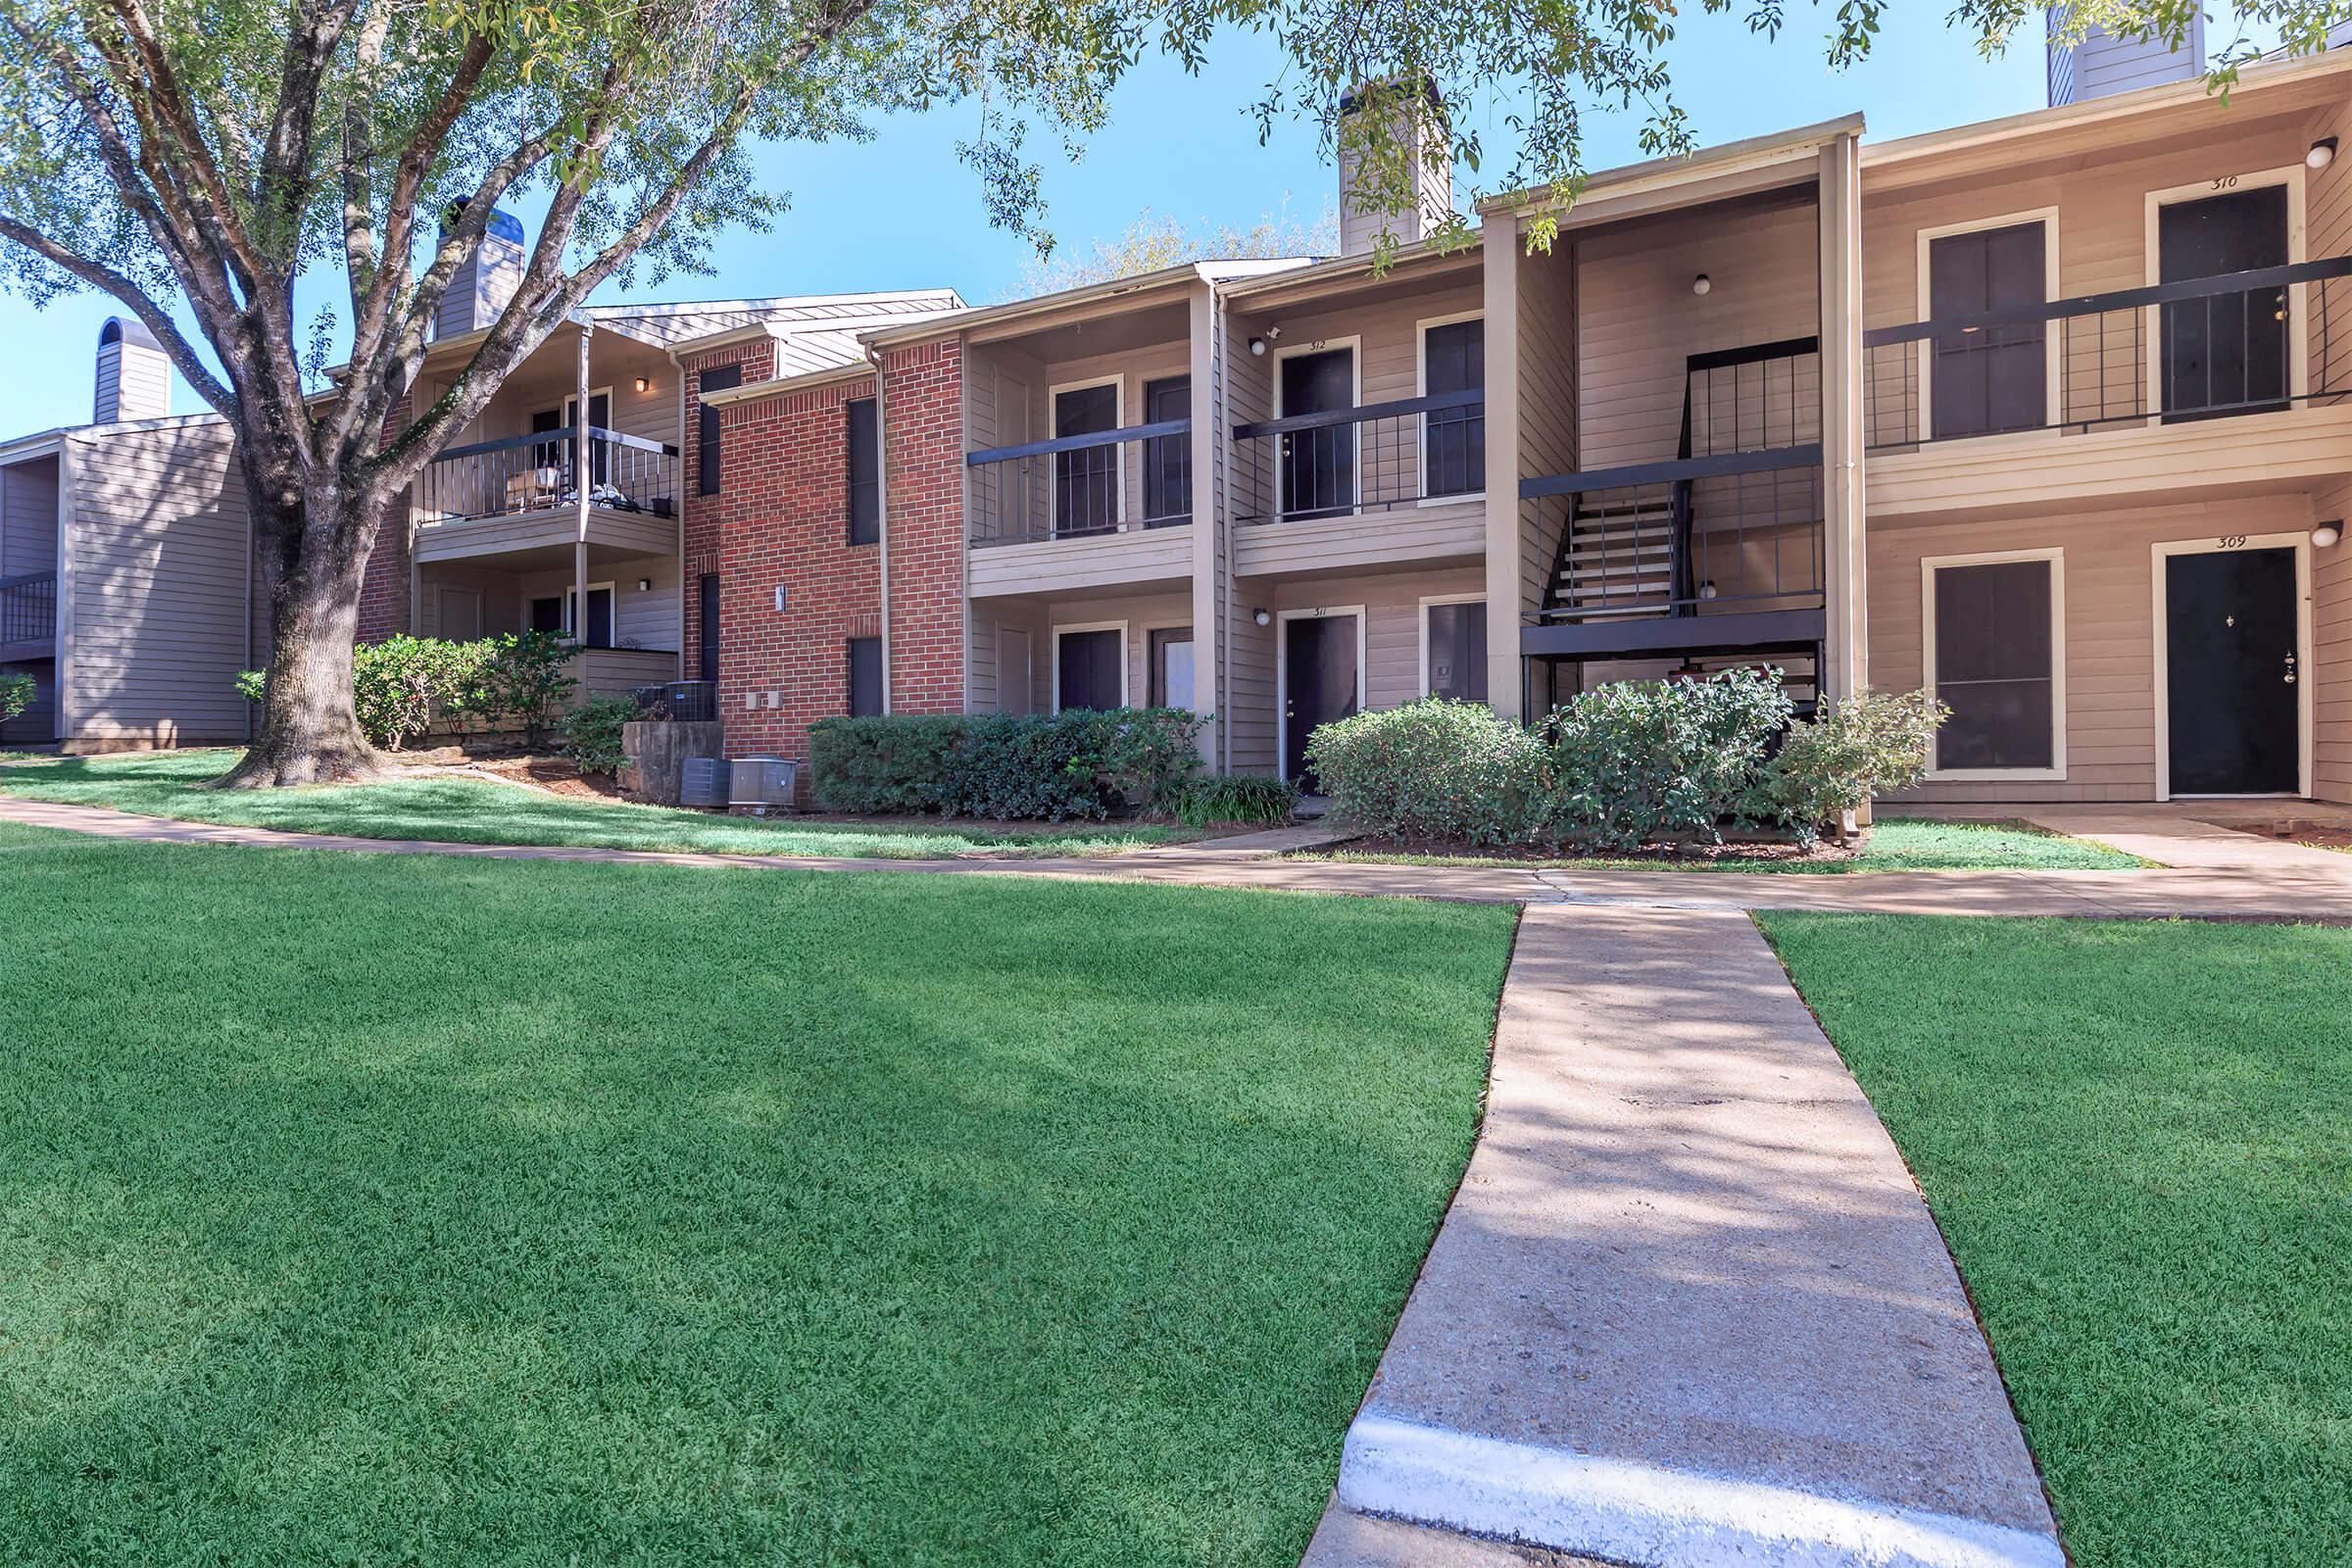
[435,207,527,339]
[93,316,170,423]
[2046,6,2204,106]
[1338,78,1452,257]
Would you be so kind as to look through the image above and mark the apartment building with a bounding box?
[7,24,2347,811]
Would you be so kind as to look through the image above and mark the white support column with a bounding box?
[1188,278,1223,770]
[574,326,593,667]
[1482,221,1525,721]
[1817,133,1867,706]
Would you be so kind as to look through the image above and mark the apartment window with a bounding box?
[698,364,741,495]
[1424,600,1487,703]
[1149,628,1195,710]
[1926,221,2046,440]
[1926,554,2063,775]
[847,636,883,717]
[1422,318,1485,498]
[1142,376,1192,524]
[697,573,720,684]
[847,396,880,545]
[1055,626,1124,711]
[1052,381,1119,536]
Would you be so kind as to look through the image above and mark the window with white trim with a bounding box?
[1928,557,2059,772]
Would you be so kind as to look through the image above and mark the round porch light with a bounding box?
[1253,608,1272,626]
[2314,520,2343,549]
[1691,274,1712,297]
[2309,137,2338,172]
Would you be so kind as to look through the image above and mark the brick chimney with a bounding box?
[93,316,170,423]
[1338,78,1453,257]
[435,207,527,339]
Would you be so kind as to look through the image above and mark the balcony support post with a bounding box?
[575,326,593,664]
[1817,130,1867,710]
[1188,279,1223,770]
[1483,218,1524,722]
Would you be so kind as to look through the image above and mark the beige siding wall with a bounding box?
[63,423,254,746]
[2314,472,2352,803]
[1577,196,1821,470]
[509,554,681,650]
[2311,93,2352,395]
[1862,112,2339,444]
[1516,245,1578,616]
[1221,565,1486,775]
[3,454,60,577]
[970,592,1198,714]
[1870,491,2315,804]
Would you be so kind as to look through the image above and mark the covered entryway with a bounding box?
[2159,538,2306,797]
[1280,609,1362,790]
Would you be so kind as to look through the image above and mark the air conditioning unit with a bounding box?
[680,756,729,809]
[728,755,799,809]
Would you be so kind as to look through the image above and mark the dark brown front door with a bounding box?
[1279,349,1355,519]
[1284,613,1359,790]
[2159,186,2289,420]
[2167,547,2299,795]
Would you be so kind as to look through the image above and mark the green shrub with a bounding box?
[560,694,640,776]
[1766,688,1948,845]
[233,668,266,705]
[1535,668,1792,852]
[808,710,1203,821]
[1,670,34,723]
[1307,699,1543,845]
[472,630,578,746]
[1165,775,1298,827]
[352,635,487,753]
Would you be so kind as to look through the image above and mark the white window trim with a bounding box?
[559,386,617,432]
[1047,373,1126,535]
[1912,209,2062,443]
[1417,593,1487,701]
[1270,336,1363,519]
[1051,618,1130,712]
[1920,547,2068,782]
[2141,166,2309,420]
[1274,605,1367,783]
[1415,311,1486,508]
[2150,530,2313,801]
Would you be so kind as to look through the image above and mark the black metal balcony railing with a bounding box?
[1232,388,1485,523]
[965,418,1193,546]
[1526,446,1824,626]
[419,426,679,524]
[1864,256,2352,450]
[0,570,57,646]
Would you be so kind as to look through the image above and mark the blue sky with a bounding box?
[0,11,2050,434]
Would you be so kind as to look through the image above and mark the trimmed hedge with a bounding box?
[808,709,1203,821]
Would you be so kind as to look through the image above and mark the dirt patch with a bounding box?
[389,751,620,801]
[2203,815,2352,854]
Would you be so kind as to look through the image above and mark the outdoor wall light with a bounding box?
[637,577,653,592]
[2314,520,2343,549]
[1252,608,1272,626]
[1698,579,1720,600]
[1691,273,1712,297]
[633,375,652,392]
[2309,137,2338,172]
[1248,336,1267,357]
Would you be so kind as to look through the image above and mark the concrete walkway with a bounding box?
[5,790,2347,1567]
[1305,906,2062,1568]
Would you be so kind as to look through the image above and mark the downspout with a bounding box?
[863,339,891,714]
[665,344,688,685]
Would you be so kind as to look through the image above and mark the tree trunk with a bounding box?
[213,473,390,789]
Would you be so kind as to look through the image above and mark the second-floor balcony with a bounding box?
[0,569,57,658]
[966,417,1193,546]
[1231,388,1485,523]
[416,426,680,564]
[1864,256,2352,450]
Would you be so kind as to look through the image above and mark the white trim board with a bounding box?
[2149,529,2314,802]
[1273,604,1367,783]
[1415,310,1487,509]
[1047,373,1126,535]
[1920,546,2068,783]
[1050,618,1130,711]
[1912,208,2063,441]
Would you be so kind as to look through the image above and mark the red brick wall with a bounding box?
[880,338,965,715]
[356,397,413,642]
[682,340,779,671]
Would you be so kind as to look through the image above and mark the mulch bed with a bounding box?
[1336,833,1858,867]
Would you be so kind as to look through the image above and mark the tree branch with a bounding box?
[0,212,233,411]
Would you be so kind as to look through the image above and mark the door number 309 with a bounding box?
[2219,534,2248,549]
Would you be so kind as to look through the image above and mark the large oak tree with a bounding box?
[0,0,2317,783]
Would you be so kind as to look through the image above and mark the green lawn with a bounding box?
[1761,913,2351,1567]
[0,817,1513,1565]
[0,749,1188,858]
[1298,818,2147,873]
